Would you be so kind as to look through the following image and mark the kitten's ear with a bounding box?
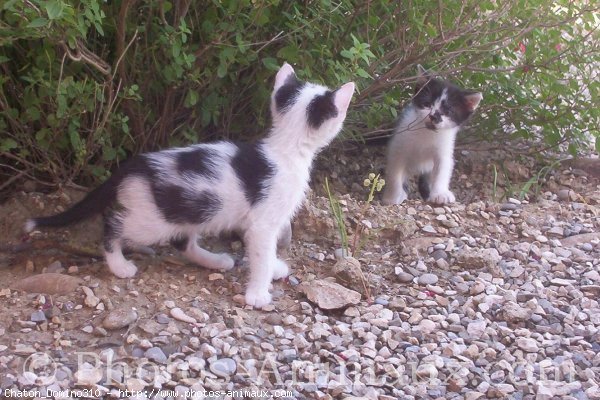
[274,63,296,91]
[463,92,483,111]
[416,64,430,86]
[334,82,355,114]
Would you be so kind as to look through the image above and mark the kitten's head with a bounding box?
[412,65,482,131]
[270,63,355,151]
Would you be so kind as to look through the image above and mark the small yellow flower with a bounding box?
[368,172,376,180]
[363,178,371,187]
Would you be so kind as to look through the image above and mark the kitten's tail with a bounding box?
[25,168,127,232]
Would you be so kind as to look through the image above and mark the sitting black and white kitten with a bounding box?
[25,63,355,308]
[382,65,482,205]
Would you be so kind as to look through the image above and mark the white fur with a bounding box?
[382,104,459,205]
[103,63,354,308]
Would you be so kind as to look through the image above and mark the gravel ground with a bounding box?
[0,147,598,400]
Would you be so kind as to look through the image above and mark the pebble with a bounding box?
[30,310,46,322]
[418,273,439,285]
[418,319,436,334]
[501,203,518,211]
[396,271,414,283]
[422,225,437,233]
[144,347,168,364]
[516,337,539,352]
[102,308,138,330]
[209,358,237,377]
[46,260,64,273]
[170,307,197,324]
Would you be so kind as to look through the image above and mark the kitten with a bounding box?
[382,65,482,205]
[25,63,355,308]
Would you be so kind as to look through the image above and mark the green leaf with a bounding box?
[102,147,116,161]
[262,57,279,71]
[45,1,64,20]
[0,138,18,151]
[340,50,353,59]
[217,63,227,78]
[27,18,48,28]
[184,90,199,107]
[0,55,9,64]
[356,68,371,78]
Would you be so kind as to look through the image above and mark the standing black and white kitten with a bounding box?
[25,63,355,308]
[382,65,482,205]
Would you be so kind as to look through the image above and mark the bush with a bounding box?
[1,0,598,189]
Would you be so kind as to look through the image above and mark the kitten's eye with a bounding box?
[422,101,432,108]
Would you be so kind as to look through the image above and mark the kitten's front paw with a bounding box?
[273,259,290,280]
[213,253,235,270]
[244,287,272,308]
[429,190,456,205]
[108,260,138,279]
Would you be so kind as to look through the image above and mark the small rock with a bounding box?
[46,260,64,273]
[300,279,361,310]
[332,257,369,296]
[503,301,532,322]
[210,358,237,377]
[81,286,100,308]
[467,320,487,339]
[30,310,47,323]
[208,273,224,281]
[102,308,138,330]
[145,347,168,364]
[431,249,448,261]
[418,319,436,334]
[557,189,576,202]
[501,203,518,211]
[422,225,437,233]
[170,307,197,324]
[418,273,439,285]
[551,278,576,286]
[396,271,414,283]
[74,365,103,385]
[516,337,538,352]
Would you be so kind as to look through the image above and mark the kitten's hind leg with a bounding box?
[382,170,408,205]
[104,213,138,278]
[173,233,235,271]
[417,173,431,200]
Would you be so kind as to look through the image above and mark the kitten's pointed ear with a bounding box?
[464,92,483,111]
[274,63,296,91]
[334,82,355,114]
[416,64,430,86]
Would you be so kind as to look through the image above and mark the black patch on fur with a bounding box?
[124,154,222,225]
[170,235,189,252]
[176,147,218,179]
[418,174,431,200]
[153,185,221,224]
[413,78,476,126]
[275,74,305,112]
[231,142,275,205]
[28,157,151,229]
[307,90,338,129]
[413,78,445,109]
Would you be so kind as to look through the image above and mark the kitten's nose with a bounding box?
[429,112,442,124]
